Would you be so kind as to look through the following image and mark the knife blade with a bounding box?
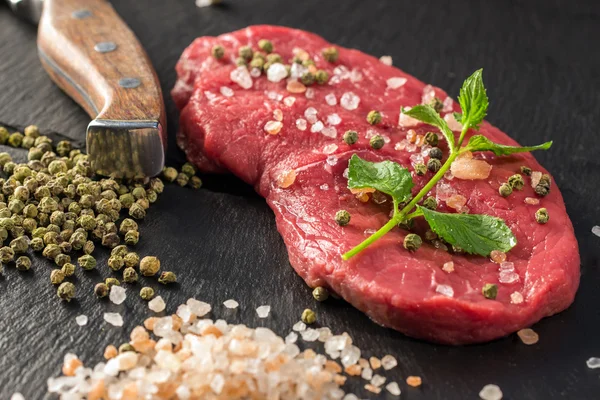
[8,0,166,178]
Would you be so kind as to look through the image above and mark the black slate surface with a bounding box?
[1,0,599,398]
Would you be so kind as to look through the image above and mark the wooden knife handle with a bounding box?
[37,0,166,140]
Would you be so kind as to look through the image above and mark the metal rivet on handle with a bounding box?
[118,78,141,89]
[71,9,92,19]
[94,42,117,53]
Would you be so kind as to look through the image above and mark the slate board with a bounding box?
[1,0,599,398]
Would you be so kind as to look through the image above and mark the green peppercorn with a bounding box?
[370,135,385,150]
[118,219,137,235]
[482,283,498,299]
[28,147,43,161]
[61,263,75,277]
[149,178,164,194]
[13,186,30,202]
[105,277,120,289]
[110,245,127,258]
[301,309,316,324]
[315,70,329,84]
[429,97,443,112]
[249,57,264,70]
[131,186,146,200]
[94,282,109,298]
[54,254,70,267]
[367,110,382,125]
[322,47,338,63]
[414,163,427,176]
[535,174,551,196]
[30,237,44,251]
[56,140,72,157]
[140,256,160,276]
[0,128,9,144]
[239,45,253,60]
[39,197,58,213]
[499,183,512,197]
[146,189,158,203]
[15,256,31,271]
[108,255,124,271]
[520,166,532,176]
[403,233,422,251]
[235,57,247,66]
[427,158,442,173]
[140,286,154,301]
[42,244,61,260]
[300,72,315,86]
[8,132,23,147]
[424,230,438,241]
[128,203,146,220]
[3,161,16,175]
[422,197,437,210]
[50,269,65,285]
[211,44,225,59]
[0,227,7,243]
[118,343,136,354]
[119,193,134,209]
[266,53,282,64]
[24,125,40,138]
[162,167,178,182]
[122,267,138,284]
[535,208,549,224]
[424,132,439,146]
[301,59,315,67]
[508,174,525,191]
[0,152,12,166]
[158,271,177,284]
[136,198,150,210]
[343,130,358,145]
[102,232,120,249]
[124,252,140,268]
[189,176,203,189]
[48,160,67,175]
[124,230,139,246]
[78,254,96,270]
[43,231,60,245]
[429,147,443,160]
[78,214,97,231]
[176,173,189,187]
[312,286,329,302]
[0,246,14,263]
[258,39,273,53]
[334,210,351,226]
[57,282,75,302]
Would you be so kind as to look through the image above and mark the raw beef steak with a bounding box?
[172,25,580,344]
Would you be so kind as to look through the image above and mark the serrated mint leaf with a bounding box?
[465,135,552,156]
[453,112,463,123]
[458,69,488,130]
[418,206,517,256]
[347,154,414,203]
[402,105,455,149]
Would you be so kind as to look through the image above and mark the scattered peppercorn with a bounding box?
[94,283,109,298]
[83,240,95,255]
[535,208,549,224]
[367,110,382,125]
[422,197,437,210]
[78,254,96,270]
[15,256,31,271]
[315,70,329,84]
[424,132,439,146]
[118,343,136,354]
[158,271,177,284]
[508,174,525,190]
[162,167,178,182]
[140,286,154,301]
[50,269,65,285]
[0,246,15,263]
[239,45,253,60]
[105,277,120,289]
[520,166,532,176]
[322,47,338,63]
[427,158,442,173]
[300,72,315,86]
[312,286,329,302]
[124,230,139,246]
[189,176,203,189]
[54,254,71,267]
[414,163,427,176]
[123,267,138,283]
[499,183,513,197]
[10,236,28,253]
[334,210,351,226]
[370,135,385,149]
[403,233,422,251]
[30,237,44,251]
[129,203,146,220]
[124,252,139,268]
[57,282,75,301]
[535,174,551,196]
[482,283,498,299]
[140,256,160,276]
[108,255,124,271]
[301,309,316,324]
[61,263,75,277]
[429,97,443,112]
[343,130,358,145]
[429,147,443,160]
[211,44,225,59]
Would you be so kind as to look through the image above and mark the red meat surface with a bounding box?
[172,25,580,344]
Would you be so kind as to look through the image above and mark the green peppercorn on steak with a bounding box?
[172,25,580,344]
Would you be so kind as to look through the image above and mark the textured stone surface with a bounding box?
[0,0,599,398]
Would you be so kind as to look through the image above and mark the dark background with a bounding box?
[1,0,599,398]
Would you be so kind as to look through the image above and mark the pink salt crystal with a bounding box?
[415,135,425,147]
[277,170,296,188]
[264,121,283,135]
[421,84,436,105]
[446,194,467,210]
[442,261,455,273]
[511,291,524,304]
[490,250,507,264]
[444,113,463,131]
[380,56,393,66]
[531,171,543,188]
[436,182,455,201]
[499,270,519,284]
[395,139,409,151]
[499,261,514,271]
[457,150,473,160]
[450,157,492,180]
[398,108,420,128]
[406,129,417,143]
[525,197,540,205]
[442,96,454,112]
[273,109,283,121]
[283,96,296,107]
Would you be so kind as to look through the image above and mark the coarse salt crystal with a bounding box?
[525,197,540,205]
[446,194,467,210]
[386,382,401,396]
[230,66,252,89]
[204,90,216,100]
[176,304,193,322]
[325,93,337,106]
[210,374,225,394]
[148,296,166,313]
[10,394,25,400]
[364,229,376,236]
[305,88,315,99]
[220,86,234,97]
[371,374,386,387]
[195,0,219,7]
[387,77,407,89]
[283,96,296,107]
[499,270,519,284]
[340,345,361,367]
[586,357,600,369]
[327,113,342,125]
[273,109,283,121]
[436,182,456,201]
[499,261,514,271]
[398,107,420,128]
[75,315,88,326]
[510,291,524,304]
[344,394,359,400]
[490,250,507,264]
[277,170,296,188]
[479,384,503,400]
[323,144,338,154]
[103,312,123,327]
[286,80,306,93]
[116,351,138,370]
[361,366,373,380]
[592,226,600,237]
[517,328,539,345]
[531,171,543,188]
[394,139,409,151]
[250,67,261,78]
[304,107,318,123]
[436,284,454,297]
[340,92,360,110]
[290,62,308,79]
[406,376,422,387]
[442,261,455,273]
[444,113,463,131]
[109,285,126,305]
[450,157,492,180]
[256,305,271,318]
[285,331,298,344]
[381,354,397,370]
[301,328,320,342]
[421,84,436,105]
[264,120,283,135]
[293,321,307,331]
[321,127,337,138]
[266,63,288,83]
[176,386,191,399]
[187,298,211,316]
[296,118,307,131]
[442,96,454,112]
[223,299,239,309]
[380,55,393,65]
[311,121,324,133]
[320,184,329,191]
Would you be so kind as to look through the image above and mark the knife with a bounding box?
[7,0,166,178]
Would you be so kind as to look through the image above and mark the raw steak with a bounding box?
[172,25,580,344]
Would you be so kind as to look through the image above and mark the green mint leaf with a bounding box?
[458,69,488,130]
[403,105,455,149]
[347,154,414,203]
[418,206,517,256]
[464,135,552,156]
[453,112,463,123]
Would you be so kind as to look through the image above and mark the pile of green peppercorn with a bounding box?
[0,124,199,302]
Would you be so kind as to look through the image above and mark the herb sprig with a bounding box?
[342,69,550,260]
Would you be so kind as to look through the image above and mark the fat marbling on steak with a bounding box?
[172,25,580,344]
